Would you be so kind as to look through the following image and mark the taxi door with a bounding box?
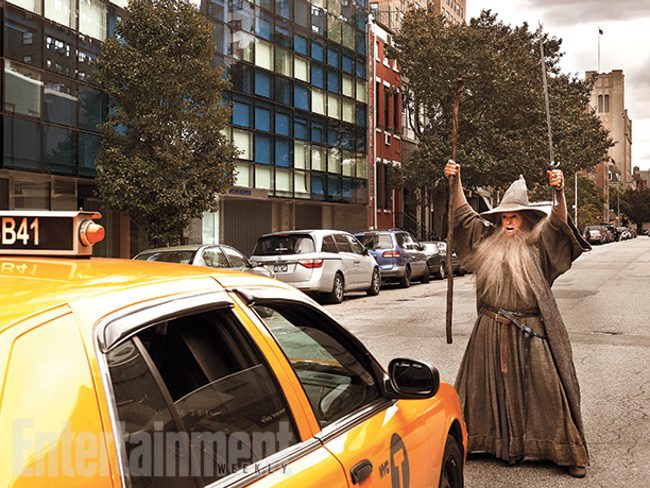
[238,292,440,487]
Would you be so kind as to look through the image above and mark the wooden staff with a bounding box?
[446,77,464,344]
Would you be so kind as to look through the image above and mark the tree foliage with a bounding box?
[94,0,237,247]
[619,189,650,229]
[392,9,613,203]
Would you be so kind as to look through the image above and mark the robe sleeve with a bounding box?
[453,203,493,261]
[537,208,592,285]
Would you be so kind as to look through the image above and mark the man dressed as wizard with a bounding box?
[444,160,590,478]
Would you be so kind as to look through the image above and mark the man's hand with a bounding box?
[548,169,564,190]
[445,160,460,179]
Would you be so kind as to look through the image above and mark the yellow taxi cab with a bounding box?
[0,211,467,487]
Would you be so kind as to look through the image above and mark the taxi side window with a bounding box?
[107,309,298,485]
[253,303,381,428]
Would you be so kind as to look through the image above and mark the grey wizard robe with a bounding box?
[454,203,590,467]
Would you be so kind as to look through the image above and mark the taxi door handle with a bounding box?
[350,459,373,484]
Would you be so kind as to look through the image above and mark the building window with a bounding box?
[44,75,78,127]
[327,69,340,93]
[311,145,325,170]
[312,88,325,115]
[79,0,108,41]
[375,81,380,127]
[255,105,272,132]
[79,85,106,131]
[327,93,340,119]
[255,39,274,70]
[255,134,273,164]
[13,179,50,210]
[294,83,310,111]
[255,166,273,189]
[7,0,42,15]
[275,138,293,167]
[294,140,310,169]
[311,41,324,62]
[232,100,251,127]
[4,61,42,117]
[44,125,76,174]
[294,56,310,82]
[255,70,272,98]
[604,94,610,113]
[79,133,101,174]
[235,162,253,187]
[393,92,400,130]
[44,0,75,29]
[342,99,354,123]
[274,76,293,105]
[233,129,253,160]
[3,115,41,170]
[384,86,390,128]
[311,63,325,88]
[275,46,293,76]
[342,75,354,98]
[275,111,291,136]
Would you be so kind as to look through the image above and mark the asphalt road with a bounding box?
[326,237,650,487]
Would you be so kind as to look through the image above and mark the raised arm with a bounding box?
[548,168,567,222]
[444,160,468,210]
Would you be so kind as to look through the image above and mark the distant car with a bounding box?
[354,229,429,287]
[584,226,605,245]
[602,224,617,242]
[251,230,381,303]
[134,244,274,277]
[616,227,632,240]
[421,241,463,279]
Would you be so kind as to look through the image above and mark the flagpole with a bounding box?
[598,28,602,73]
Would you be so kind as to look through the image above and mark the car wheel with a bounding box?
[438,262,447,280]
[367,268,381,296]
[438,434,464,488]
[399,266,411,288]
[421,267,430,283]
[326,273,345,304]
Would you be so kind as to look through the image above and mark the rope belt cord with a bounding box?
[479,304,547,444]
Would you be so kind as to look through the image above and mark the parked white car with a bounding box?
[251,230,381,303]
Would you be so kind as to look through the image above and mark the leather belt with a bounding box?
[479,304,546,437]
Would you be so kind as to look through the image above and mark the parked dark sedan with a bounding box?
[421,241,463,279]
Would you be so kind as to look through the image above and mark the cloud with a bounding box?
[523,0,650,25]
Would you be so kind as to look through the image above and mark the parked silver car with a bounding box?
[133,244,274,277]
[251,230,381,303]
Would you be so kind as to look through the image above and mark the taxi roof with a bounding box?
[0,257,277,333]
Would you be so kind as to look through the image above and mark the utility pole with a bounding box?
[574,172,578,226]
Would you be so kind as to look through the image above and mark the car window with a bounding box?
[346,234,365,254]
[356,232,393,250]
[321,234,338,253]
[106,309,298,484]
[396,232,415,249]
[253,303,381,428]
[135,250,196,264]
[221,246,250,269]
[424,243,439,253]
[253,234,315,255]
[203,248,229,268]
[333,233,352,252]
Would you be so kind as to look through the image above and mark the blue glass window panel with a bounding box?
[342,177,354,201]
[356,31,366,55]
[311,41,324,61]
[341,132,354,150]
[311,120,324,143]
[294,34,308,55]
[294,84,310,111]
[3,116,41,170]
[295,116,309,140]
[327,70,340,93]
[256,11,272,40]
[311,173,325,197]
[79,133,100,175]
[311,7,325,36]
[233,100,251,127]
[356,105,366,127]
[275,77,293,105]
[356,9,366,30]
[327,175,341,197]
[275,139,293,167]
[327,48,339,67]
[342,55,354,74]
[276,0,292,20]
[255,134,273,164]
[255,106,272,131]
[275,112,291,136]
[275,21,291,47]
[327,127,339,146]
[311,64,324,89]
[356,132,366,152]
[356,58,366,78]
[255,71,272,98]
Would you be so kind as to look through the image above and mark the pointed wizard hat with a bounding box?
[480,175,547,224]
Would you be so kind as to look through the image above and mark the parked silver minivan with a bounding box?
[251,230,381,303]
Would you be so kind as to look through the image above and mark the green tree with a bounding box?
[94,0,237,247]
[392,9,612,204]
[619,189,650,230]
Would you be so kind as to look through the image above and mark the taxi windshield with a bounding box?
[134,250,196,264]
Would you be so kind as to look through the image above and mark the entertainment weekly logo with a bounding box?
[12,419,294,479]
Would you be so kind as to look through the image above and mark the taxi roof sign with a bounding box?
[0,210,104,258]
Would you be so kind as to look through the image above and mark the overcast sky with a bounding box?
[468,1,650,171]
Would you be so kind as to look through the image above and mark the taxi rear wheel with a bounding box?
[439,434,463,488]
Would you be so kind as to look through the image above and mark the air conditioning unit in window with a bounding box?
[385,132,392,145]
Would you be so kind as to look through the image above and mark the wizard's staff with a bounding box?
[446,77,464,344]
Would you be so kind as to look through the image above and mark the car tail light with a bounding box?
[382,251,400,258]
[298,259,324,268]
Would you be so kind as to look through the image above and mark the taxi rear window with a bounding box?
[135,250,196,264]
[253,234,315,255]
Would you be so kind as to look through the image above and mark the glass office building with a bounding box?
[0,0,370,256]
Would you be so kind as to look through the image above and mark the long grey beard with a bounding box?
[467,229,541,304]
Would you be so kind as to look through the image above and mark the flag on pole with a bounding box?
[599,28,604,34]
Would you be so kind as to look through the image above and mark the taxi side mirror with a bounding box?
[386,358,440,399]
